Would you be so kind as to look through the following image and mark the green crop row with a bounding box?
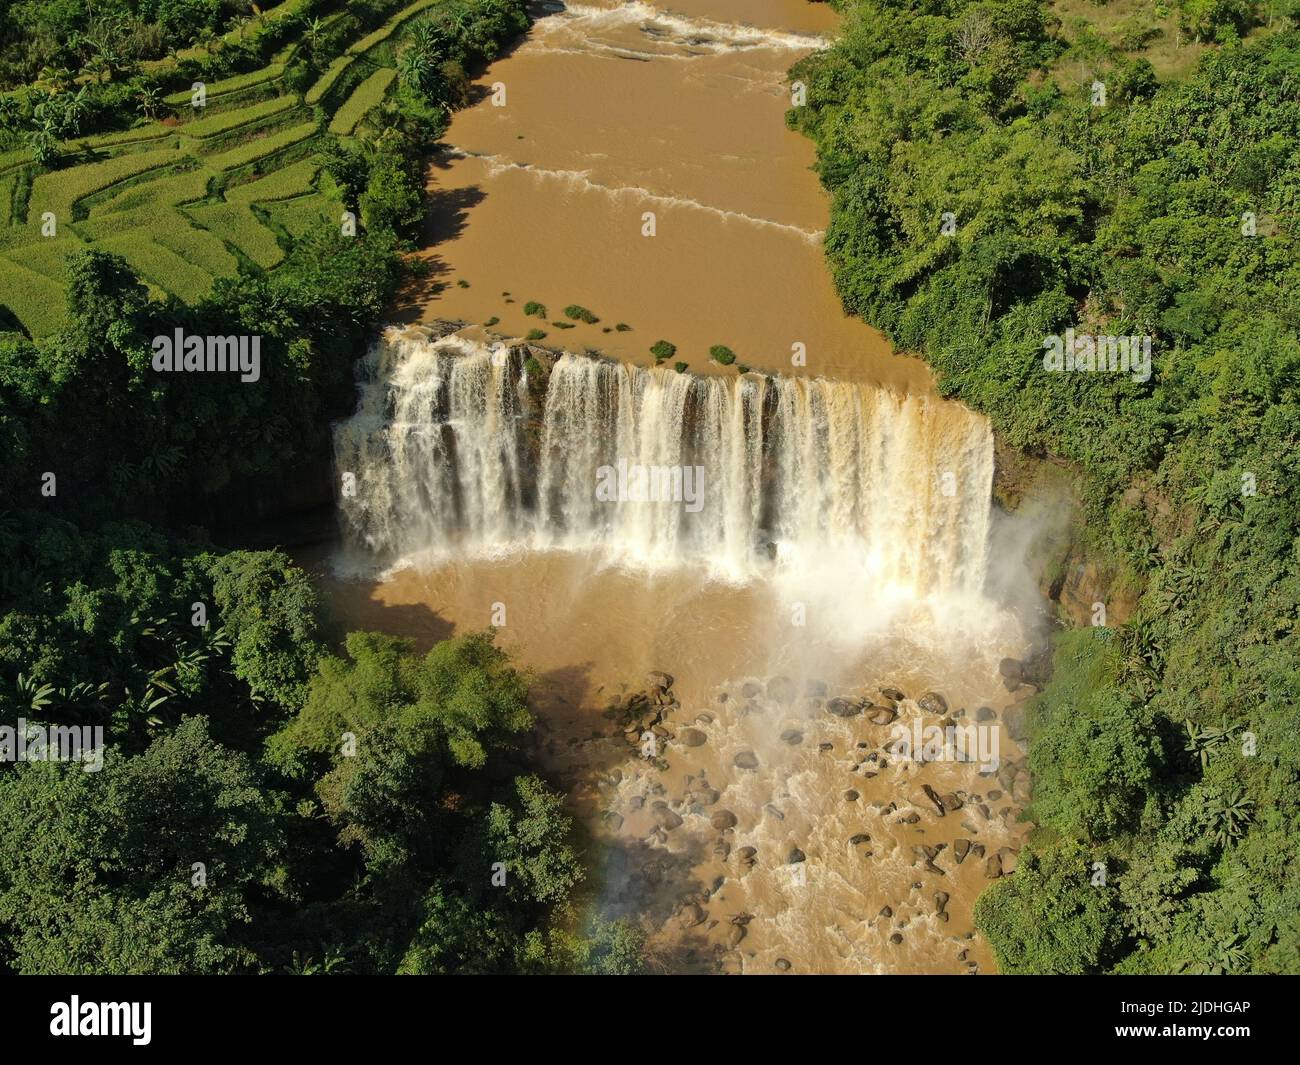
[28,148,189,222]
[186,202,286,270]
[8,235,87,280]
[304,54,357,106]
[328,68,396,135]
[180,95,296,140]
[88,168,215,218]
[98,230,216,304]
[226,158,319,204]
[207,120,320,173]
[347,0,441,55]
[0,256,68,336]
[152,219,240,278]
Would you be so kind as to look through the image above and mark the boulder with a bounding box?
[775,958,792,972]
[934,891,950,915]
[710,810,738,831]
[653,807,684,831]
[997,658,1023,683]
[975,706,996,722]
[679,728,708,748]
[849,833,871,845]
[921,784,947,816]
[647,670,675,691]
[917,691,948,714]
[603,811,624,832]
[953,839,972,864]
[678,901,706,928]
[867,704,898,725]
[779,728,803,746]
[983,853,1003,879]
[843,789,860,802]
[737,846,758,866]
[827,697,863,718]
[881,687,906,702]
[997,847,1019,875]
[733,750,759,771]
[740,681,761,698]
[788,847,806,864]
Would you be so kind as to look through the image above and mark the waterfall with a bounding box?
[334,330,994,598]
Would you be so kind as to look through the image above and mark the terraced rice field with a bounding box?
[0,0,441,337]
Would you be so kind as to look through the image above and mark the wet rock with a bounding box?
[679,727,707,748]
[867,705,898,726]
[897,812,920,825]
[881,687,906,703]
[712,838,731,861]
[653,807,684,831]
[733,750,759,770]
[740,681,761,698]
[737,846,757,867]
[1001,703,1030,743]
[678,901,706,928]
[726,924,747,948]
[890,933,904,945]
[647,670,675,691]
[690,786,720,806]
[710,810,738,831]
[779,728,803,746]
[788,847,806,864]
[998,657,1023,684]
[695,712,714,725]
[878,905,893,919]
[827,697,863,718]
[629,795,645,811]
[917,691,948,714]
[997,847,1019,875]
[765,803,785,821]
[983,853,1003,879]
[921,784,947,817]
[971,844,986,860]
[941,792,963,812]
[775,958,792,972]
[987,789,1002,801]
[766,676,797,704]
[850,833,871,845]
[953,838,972,864]
[975,706,997,722]
[843,789,860,802]
[934,891,950,915]
[603,811,624,832]
[818,742,834,752]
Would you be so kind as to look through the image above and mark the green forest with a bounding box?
[792,0,1299,972]
[0,0,648,975]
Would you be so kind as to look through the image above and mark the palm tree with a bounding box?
[136,85,163,120]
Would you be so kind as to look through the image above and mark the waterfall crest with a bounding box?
[334,331,994,597]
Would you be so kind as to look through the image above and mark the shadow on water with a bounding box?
[391,179,487,321]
